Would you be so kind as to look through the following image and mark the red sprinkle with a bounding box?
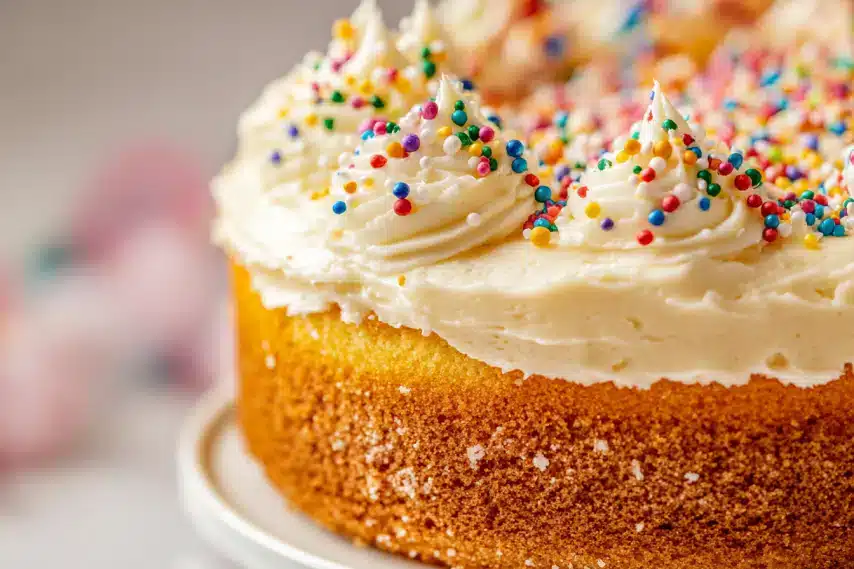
[370,154,387,169]
[577,185,588,198]
[546,205,562,218]
[525,173,540,187]
[760,201,778,216]
[800,200,815,213]
[661,195,680,212]
[815,194,829,206]
[637,229,654,246]
[734,174,751,191]
[393,198,412,216]
[762,227,778,243]
[682,134,695,145]
[640,168,656,182]
[746,194,763,208]
[718,162,734,176]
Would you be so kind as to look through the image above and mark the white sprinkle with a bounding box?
[331,439,346,451]
[593,439,610,454]
[447,549,456,558]
[525,560,536,567]
[467,445,486,470]
[697,179,708,191]
[265,354,276,370]
[648,157,667,172]
[631,459,645,481]
[443,135,462,155]
[635,522,645,532]
[672,182,693,202]
[685,472,700,483]
[468,156,480,168]
[399,386,411,395]
[522,228,532,239]
[533,452,550,472]
[466,212,482,226]
[597,560,606,568]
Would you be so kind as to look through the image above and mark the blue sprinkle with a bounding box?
[451,109,468,126]
[533,217,551,228]
[760,69,781,87]
[511,157,528,173]
[815,205,825,219]
[688,146,702,158]
[287,125,299,138]
[764,214,780,229]
[555,165,570,181]
[804,134,820,151]
[723,98,738,111]
[699,197,711,211]
[833,224,846,237]
[727,152,744,169]
[392,182,410,199]
[829,121,847,135]
[361,131,375,141]
[649,89,655,100]
[506,139,525,158]
[270,150,282,165]
[534,186,552,203]
[648,209,666,226]
[487,114,502,129]
[460,78,475,91]
[819,218,836,236]
[600,217,615,231]
[332,201,347,215]
[543,35,565,58]
[557,200,567,207]
[554,112,569,129]
[806,213,816,226]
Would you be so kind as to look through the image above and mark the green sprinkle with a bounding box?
[420,46,432,59]
[323,117,335,131]
[632,165,642,174]
[454,100,465,111]
[597,158,612,171]
[456,131,472,146]
[706,183,721,197]
[489,157,498,171]
[698,170,712,183]
[422,60,436,78]
[330,90,345,103]
[370,95,385,109]
[746,168,763,186]
[481,145,492,158]
[467,125,479,141]
[662,119,678,131]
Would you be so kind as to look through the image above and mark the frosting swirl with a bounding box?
[328,77,536,274]
[397,0,453,65]
[234,1,442,206]
[558,81,772,257]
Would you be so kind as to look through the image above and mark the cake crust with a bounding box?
[234,263,854,569]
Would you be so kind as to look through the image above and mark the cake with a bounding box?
[214,1,854,567]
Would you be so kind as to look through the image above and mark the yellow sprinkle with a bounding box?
[781,212,790,221]
[344,74,357,86]
[670,137,684,149]
[397,275,406,286]
[358,80,373,95]
[310,188,330,200]
[616,151,630,164]
[386,141,404,158]
[682,151,698,165]
[793,179,809,192]
[804,233,821,249]
[437,126,452,138]
[776,177,791,189]
[829,187,843,198]
[540,166,553,179]
[343,181,358,194]
[624,139,641,155]
[332,19,354,40]
[329,228,344,240]
[432,51,447,63]
[363,178,374,188]
[469,142,483,156]
[585,202,601,218]
[394,76,411,93]
[277,107,289,119]
[305,113,318,127]
[653,141,672,159]
[548,139,563,152]
[530,226,551,247]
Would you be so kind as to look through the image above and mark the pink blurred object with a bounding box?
[0,140,227,467]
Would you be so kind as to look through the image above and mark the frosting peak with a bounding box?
[555,82,772,255]
[398,0,451,62]
[328,77,536,273]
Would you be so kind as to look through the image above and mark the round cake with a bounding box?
[213,1,854,567]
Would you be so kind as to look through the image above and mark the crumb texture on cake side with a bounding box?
[234,263,854,569]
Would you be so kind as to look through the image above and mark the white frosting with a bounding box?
[397,0,452,63]
[844,145,854,191]
[329,78,535,274]
[215,72,854,389]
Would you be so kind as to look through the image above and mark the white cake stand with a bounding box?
[178,387,421,569]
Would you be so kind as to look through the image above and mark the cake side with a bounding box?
[234,262,854,569]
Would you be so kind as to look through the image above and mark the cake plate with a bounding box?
[178,387,421,569]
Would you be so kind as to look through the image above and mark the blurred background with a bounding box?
[0,1,409,568]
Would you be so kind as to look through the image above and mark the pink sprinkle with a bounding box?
[373,122,387,135]
[718,162,734,176]
[479,126,495,143]
[422,101,439,120]
[351,96,365,109]
[476,162,490,176]
[358,118,375,134]
[386,68,398,82]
